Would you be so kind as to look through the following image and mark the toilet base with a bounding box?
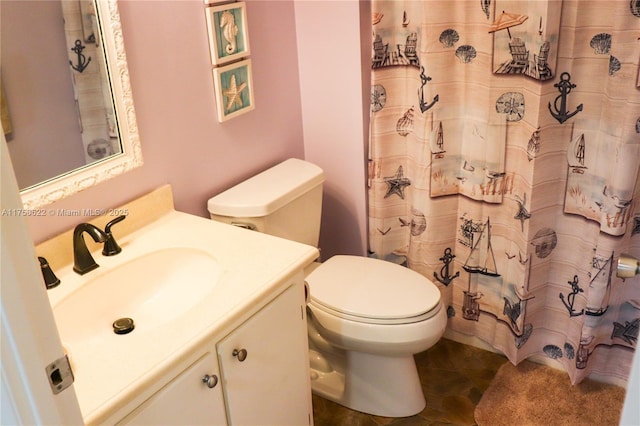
[310,350,425,417]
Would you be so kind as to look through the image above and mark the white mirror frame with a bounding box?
[20,0,142,210]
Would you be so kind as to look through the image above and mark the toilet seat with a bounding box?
[308,300,440,324]
[306,255,441,325]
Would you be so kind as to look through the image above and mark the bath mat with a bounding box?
[474,360,626,426]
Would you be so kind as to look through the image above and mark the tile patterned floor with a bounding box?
[312,338,508,426]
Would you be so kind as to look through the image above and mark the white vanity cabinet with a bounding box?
[120,352,227,425]
[217,280,312,425]
[119,281,312,426]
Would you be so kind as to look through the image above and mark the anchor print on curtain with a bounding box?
[368,0,640,384]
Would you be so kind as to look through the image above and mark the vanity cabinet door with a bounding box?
[120,353,227,425]
[217,282,312,425]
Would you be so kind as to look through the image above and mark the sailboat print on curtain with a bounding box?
[463,217,500,277]
[459,215,535,346]
[462,217,499,321]
[568,133,587,174]
[564,126,640,237]
[431,121,445,159]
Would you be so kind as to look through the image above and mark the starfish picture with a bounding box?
[384,165,411,199]
[223,74,247,111]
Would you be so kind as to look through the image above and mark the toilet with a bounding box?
[207,158,446,417]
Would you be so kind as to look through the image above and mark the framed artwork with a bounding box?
[205,2,250,66]
[212,59,254,122]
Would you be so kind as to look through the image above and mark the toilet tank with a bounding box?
[207,158,325,247]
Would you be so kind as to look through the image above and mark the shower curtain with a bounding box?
[368,0,640,384]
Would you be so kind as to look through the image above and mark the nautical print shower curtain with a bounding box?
[368,0,640,384]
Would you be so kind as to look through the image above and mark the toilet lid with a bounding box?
[306,255,441,321]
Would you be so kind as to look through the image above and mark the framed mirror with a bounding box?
[2,0,142,209]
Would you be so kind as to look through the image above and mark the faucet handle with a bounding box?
[38,256,61,289]
[102,215,126,256]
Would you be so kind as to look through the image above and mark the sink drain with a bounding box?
[113,317,135,335]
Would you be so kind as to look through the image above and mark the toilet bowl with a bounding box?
[206,158,446,417]
[305,255,446,417]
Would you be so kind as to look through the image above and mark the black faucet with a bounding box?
[73,223,108,275]
[38,256,61,289]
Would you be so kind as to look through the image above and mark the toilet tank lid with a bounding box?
[207,158,325,217]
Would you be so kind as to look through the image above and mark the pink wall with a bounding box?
[295,1,370,259]
[26,0,306,243]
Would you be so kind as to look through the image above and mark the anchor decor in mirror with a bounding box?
[205,1,253,122]
[19,0,143,209]
[69,39,92,73]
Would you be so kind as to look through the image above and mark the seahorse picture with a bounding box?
[205,2,251,66]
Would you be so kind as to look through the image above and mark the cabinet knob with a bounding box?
[232,348,248,362]
[202,374,218,388]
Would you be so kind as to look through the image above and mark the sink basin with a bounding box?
[53,247,223,344]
